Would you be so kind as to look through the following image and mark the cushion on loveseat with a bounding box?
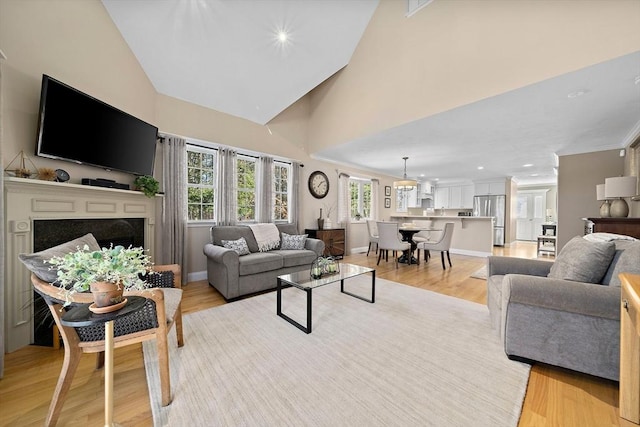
[547,236,616,284]
[238,252,284,276]
[271,249,318,268]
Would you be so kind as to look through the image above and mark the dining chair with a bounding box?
[366,219,379,256]
[376,221,411,268]
[411,219,433,244]
[416,222,455,269]
[30,264,184,427]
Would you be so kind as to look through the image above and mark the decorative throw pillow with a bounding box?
[19,233,101,283]
[221,237,251,256]
[547,236,616,284]
[601,241,640,287]
[280,232,308,250]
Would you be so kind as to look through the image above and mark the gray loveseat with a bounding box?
[203,223,324,300]
[487,235,640,381]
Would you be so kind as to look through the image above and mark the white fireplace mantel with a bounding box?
[3,177,158,352]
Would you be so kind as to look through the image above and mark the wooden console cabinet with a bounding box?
[305,228,345,259]
[587,218,640,239]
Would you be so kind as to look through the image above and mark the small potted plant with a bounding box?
[47,244,154,312]
[134,175,160,198]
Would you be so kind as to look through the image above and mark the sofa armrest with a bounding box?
[305,238,325,257]
[203,243,239,265]
[487,256,553,277]
[503,274,620,320]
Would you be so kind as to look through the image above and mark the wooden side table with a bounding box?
[620,273,640,424]
[304,228,345,258]
[61,296,147,427]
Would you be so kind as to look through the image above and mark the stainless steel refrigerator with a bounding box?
[473,194,506,246]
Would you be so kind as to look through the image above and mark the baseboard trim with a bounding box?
[449,248,491,258]
[188,270,207,283]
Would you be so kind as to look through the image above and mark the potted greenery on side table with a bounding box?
[47,244,154,313]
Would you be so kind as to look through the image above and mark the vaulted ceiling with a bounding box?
[102,0,640,186]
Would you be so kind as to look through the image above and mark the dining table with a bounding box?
[398,226,442,264]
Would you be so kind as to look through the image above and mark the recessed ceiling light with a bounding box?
[277,31,288,43]
[434,178,439,181]
[523,164,533,167]
[530,173,539,177]
[477,166,484,170]
[419,174,425,177]
[567,90,586,98]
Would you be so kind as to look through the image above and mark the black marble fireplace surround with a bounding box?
[32,218,145,346]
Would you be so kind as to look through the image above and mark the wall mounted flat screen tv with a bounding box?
[35,74,158,176]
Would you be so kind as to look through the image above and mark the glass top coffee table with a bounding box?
[276,263,375,334]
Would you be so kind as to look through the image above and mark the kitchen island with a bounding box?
[390,215,494,257]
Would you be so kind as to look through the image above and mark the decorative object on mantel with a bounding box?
[605,176,637,218]
[4,150,39,178]
[134,175,160,198]
[37,167,57,181]
[317,208,324,230]
[596,184,610,218]
[46,244,154,312]
[393,157,417,191]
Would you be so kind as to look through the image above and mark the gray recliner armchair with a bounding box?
[487,235,640,381]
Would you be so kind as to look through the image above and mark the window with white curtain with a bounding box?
[273,161,290,222]
[186,143,294,224]
[349,177,372,220]
[237,155,256,222]
[187,146,217,221]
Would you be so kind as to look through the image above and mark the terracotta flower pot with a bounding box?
[90,281,124,310]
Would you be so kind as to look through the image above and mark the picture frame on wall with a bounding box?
[385,198,391,208]
[385,186,391,196]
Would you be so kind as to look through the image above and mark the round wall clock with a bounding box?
[308,170,329,199]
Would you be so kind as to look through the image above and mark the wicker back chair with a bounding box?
[31,264,184,427]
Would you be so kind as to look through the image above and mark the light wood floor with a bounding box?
[0,242,630,426]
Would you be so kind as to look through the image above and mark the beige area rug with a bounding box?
[143,277,530,427]
[471,266,488,279]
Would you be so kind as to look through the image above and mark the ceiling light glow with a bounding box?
[477,166,484,170]
[523,164,533,167]
[278,31,288,43]
[635,75,640,85]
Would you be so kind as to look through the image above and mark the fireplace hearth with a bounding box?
[32,218,145,346]
[5,177,157,352]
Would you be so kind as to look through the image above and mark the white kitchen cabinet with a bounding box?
[445,184,475,209]
[449,186,462,208]
[420,181,434,197]
[461,184,474,208]
[475,180,506,195]
[434,187,449,209]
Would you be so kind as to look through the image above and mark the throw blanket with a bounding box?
[249,223,281,252]
[584,232,638,242]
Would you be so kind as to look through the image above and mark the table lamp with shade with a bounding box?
[596,184,610,217]
[604,176,637,218]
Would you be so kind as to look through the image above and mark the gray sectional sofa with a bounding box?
[203,223,324,300]
[487,235,640,381]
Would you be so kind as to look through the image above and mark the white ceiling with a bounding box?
[101,0,378,125]
[102,1,640,187]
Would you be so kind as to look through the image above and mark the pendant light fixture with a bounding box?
[393,157,418,190]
